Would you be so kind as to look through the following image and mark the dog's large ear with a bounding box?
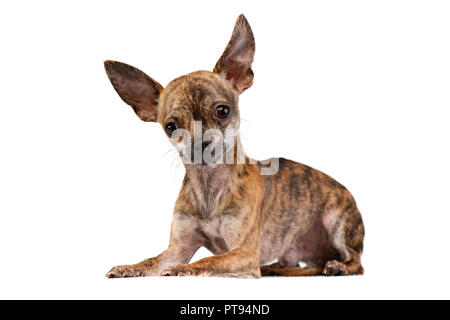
[104,60,163,122]
[213,14,255,93]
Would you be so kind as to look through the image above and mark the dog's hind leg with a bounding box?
[321,204,365,276]
[322,257,363,276]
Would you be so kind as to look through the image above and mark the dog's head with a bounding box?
[104,15,255,165]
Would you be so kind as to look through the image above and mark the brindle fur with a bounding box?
[104,15,364,278]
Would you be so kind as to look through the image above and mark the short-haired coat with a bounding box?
[104,15,364,278]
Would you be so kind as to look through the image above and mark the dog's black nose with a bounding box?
[202,141,212,151]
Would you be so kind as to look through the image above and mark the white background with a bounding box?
[1,0,449,299]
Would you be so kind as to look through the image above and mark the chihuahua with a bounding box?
[104,15,364,278]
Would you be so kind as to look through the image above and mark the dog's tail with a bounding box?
[260,266,323,277]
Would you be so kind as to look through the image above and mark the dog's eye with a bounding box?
[165,122,177,136]
[215,104,230,119]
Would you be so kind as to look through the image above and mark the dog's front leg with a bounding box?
[161,209,261,278]
[160,247,261,278]
[106,247,194,278]
[106,212,201,278]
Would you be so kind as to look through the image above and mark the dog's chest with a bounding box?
[196,217,229,255]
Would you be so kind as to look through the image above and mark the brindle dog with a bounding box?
[104,15,364,278]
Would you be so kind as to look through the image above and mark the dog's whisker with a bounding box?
[161,148,176,159]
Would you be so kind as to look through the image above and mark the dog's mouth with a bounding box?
[176,142,227,166]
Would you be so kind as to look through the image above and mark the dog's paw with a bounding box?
[322,260,347,276]
[106,265,144,278]
[160,264,200,277]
